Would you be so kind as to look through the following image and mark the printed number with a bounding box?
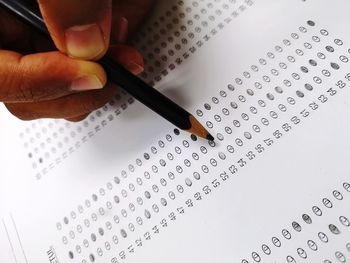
[300,109,310,118]
[194,192,202,200]
[136,238,142,247]
[168,212,176,221]
[264,138,274,146]
[238,158,247,167]
[282,123,292,132]
[255,144,265,153]
[336,80,346,88]
[127,245,135,253]
[177,207,185,214]
[144,232,151,240]
[318,95,328,103]
[327,88,337,96]
[119,251,126,260]
[152,225,159,234]
[160,219,168,227]
[211,179,220,188]
[309,102,319,110]
[229,165,238,174]
[291,116,301,125]
[345,73,350,81]
[220,172,229,181]
[246,151,256,160]
[273,130,283,139]
[203,186,211,195]
[185,199,194,207]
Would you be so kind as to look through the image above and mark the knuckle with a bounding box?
[3,57,36,102]
[11,55,68,102]
[16,84,35,102]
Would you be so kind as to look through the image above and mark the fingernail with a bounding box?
[115,17,129,43]
[65,24,106,59]
[70,75,104,91]
[125,61,144,75]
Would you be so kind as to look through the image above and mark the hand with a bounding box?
[0,0,154,121]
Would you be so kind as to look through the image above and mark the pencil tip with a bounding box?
[206,133,215,141]
[187,115,214,141]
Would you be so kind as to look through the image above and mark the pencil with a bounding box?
[0,0,214,141]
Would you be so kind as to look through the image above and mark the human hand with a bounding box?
[0,0,154,121]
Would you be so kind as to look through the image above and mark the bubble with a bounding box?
[228,84,235,91]
[296,91,305,98]
[217,133,224,141]
[331,62,340,70]
[145,191,151,199]
[144,210,151,219]
[302,214,312,224]
[326,46,335,52]
[185,178,193,187]
[329,224,341,235]
[292,221,302,232]
[160,198,167,206]
[218,152,226,160]
[204,103,211,110]
[312,36,320,42]
[193,172,201,180]
[307,20,316,26]
[113,195,120,204]
[230,102,238,109]
[144,153,150,160]
[120,229,127,238]
[300,66,309,73]
[267,93,275,100]
[247,89,254,96]
[275,86,283,94]
[244,132,252,140]
[305,84,314,91]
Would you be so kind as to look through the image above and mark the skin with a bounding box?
[0,0,154,121]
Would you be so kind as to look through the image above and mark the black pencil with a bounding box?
[0,0,214,141]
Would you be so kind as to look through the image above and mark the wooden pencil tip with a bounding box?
[206,133,215,141]
[187,115,213,141]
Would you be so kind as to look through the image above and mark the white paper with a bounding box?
[1,0,350,262]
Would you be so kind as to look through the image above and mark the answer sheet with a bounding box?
[1,0,350,262]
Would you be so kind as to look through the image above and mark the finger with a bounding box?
[108,44,144,75]
[38,0,112,60]
[0,7,30,46]
[0,50,107,103]
[66,113,90,122]
[0,6,39,52]
[113,16,129,44]
[111,0,154,41]
[0,6,56,54]
[5,83,118,120]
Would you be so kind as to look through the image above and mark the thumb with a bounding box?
[37,0,112,60]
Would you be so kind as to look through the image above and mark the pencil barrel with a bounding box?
[101,57,192,130]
